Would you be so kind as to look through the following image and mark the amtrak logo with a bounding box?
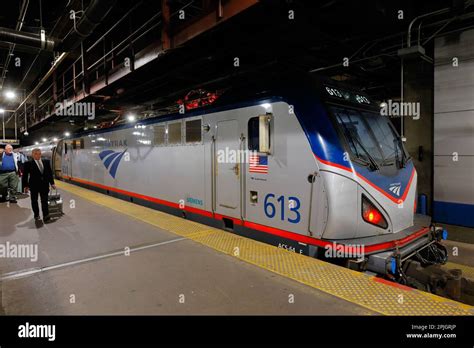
[99,149,127,178]
[389,183,402,196]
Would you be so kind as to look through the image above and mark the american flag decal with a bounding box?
[249,154,268,174]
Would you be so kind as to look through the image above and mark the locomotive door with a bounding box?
[215,119,241,219]
[62,141,72,178]
[52,145,62,178]
[308,172,328,237]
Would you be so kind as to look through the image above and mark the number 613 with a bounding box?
[264,194,301,224]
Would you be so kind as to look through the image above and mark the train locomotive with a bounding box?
[23,77,456,297]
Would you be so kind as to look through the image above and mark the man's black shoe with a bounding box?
[34,215,41,221]
[43,216,52,223]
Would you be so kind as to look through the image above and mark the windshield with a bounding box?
[331,106,405,166]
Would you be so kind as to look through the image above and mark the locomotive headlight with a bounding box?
[362,195,388,229]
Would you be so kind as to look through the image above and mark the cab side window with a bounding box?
[248,115,271,153]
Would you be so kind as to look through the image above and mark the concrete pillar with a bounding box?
[402,57,434,214]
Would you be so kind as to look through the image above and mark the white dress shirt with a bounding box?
[35,159,44,174]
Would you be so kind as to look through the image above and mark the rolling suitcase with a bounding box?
[48,189,64,218]
[17,177,22,194]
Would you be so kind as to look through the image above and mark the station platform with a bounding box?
[0,180,473,316]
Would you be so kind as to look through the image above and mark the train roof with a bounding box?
[214,74,374,105]
[69,74,378,139]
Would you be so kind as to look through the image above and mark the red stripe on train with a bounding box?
[313,154,416,204]
[62,175,429,254]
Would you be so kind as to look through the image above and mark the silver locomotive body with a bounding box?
[49,84,446,279]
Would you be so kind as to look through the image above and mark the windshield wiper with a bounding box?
[378,138,408,168]
[394,137,407,168]
[349,131,380,171]
[336,114,380,171]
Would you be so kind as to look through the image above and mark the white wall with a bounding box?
[434,29,474,227]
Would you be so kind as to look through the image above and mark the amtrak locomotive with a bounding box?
[24,78,452,294]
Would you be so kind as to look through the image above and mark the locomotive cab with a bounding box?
[326,103,416,239]
[305,83,448,285]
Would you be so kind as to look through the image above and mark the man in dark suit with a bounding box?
[22,148,56,222]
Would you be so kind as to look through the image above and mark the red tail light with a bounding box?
[362,195,388,229]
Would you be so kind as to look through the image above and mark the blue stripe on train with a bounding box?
[433,201,474,228]
[103,152,123,169]
[99,149,115,160]
[109,150,127,179]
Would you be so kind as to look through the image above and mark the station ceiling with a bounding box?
[0,0,473,144]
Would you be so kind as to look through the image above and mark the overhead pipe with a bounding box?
[401,2,470,138]
[0,0,30,89]
[6,0,117,128]
[1,0,116,53]
[57,0,117,52]
[407,7,451,47]
[0,26,55,51]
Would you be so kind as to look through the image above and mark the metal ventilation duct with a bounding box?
[0,26,55,51]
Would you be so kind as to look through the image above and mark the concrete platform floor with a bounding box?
[0,189,374,315]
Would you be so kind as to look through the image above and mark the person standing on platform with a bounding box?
[22,148,56,222]
[0,144,20,203]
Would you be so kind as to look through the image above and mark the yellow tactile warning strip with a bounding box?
[56,180,474,315]
[446,262,474,280]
